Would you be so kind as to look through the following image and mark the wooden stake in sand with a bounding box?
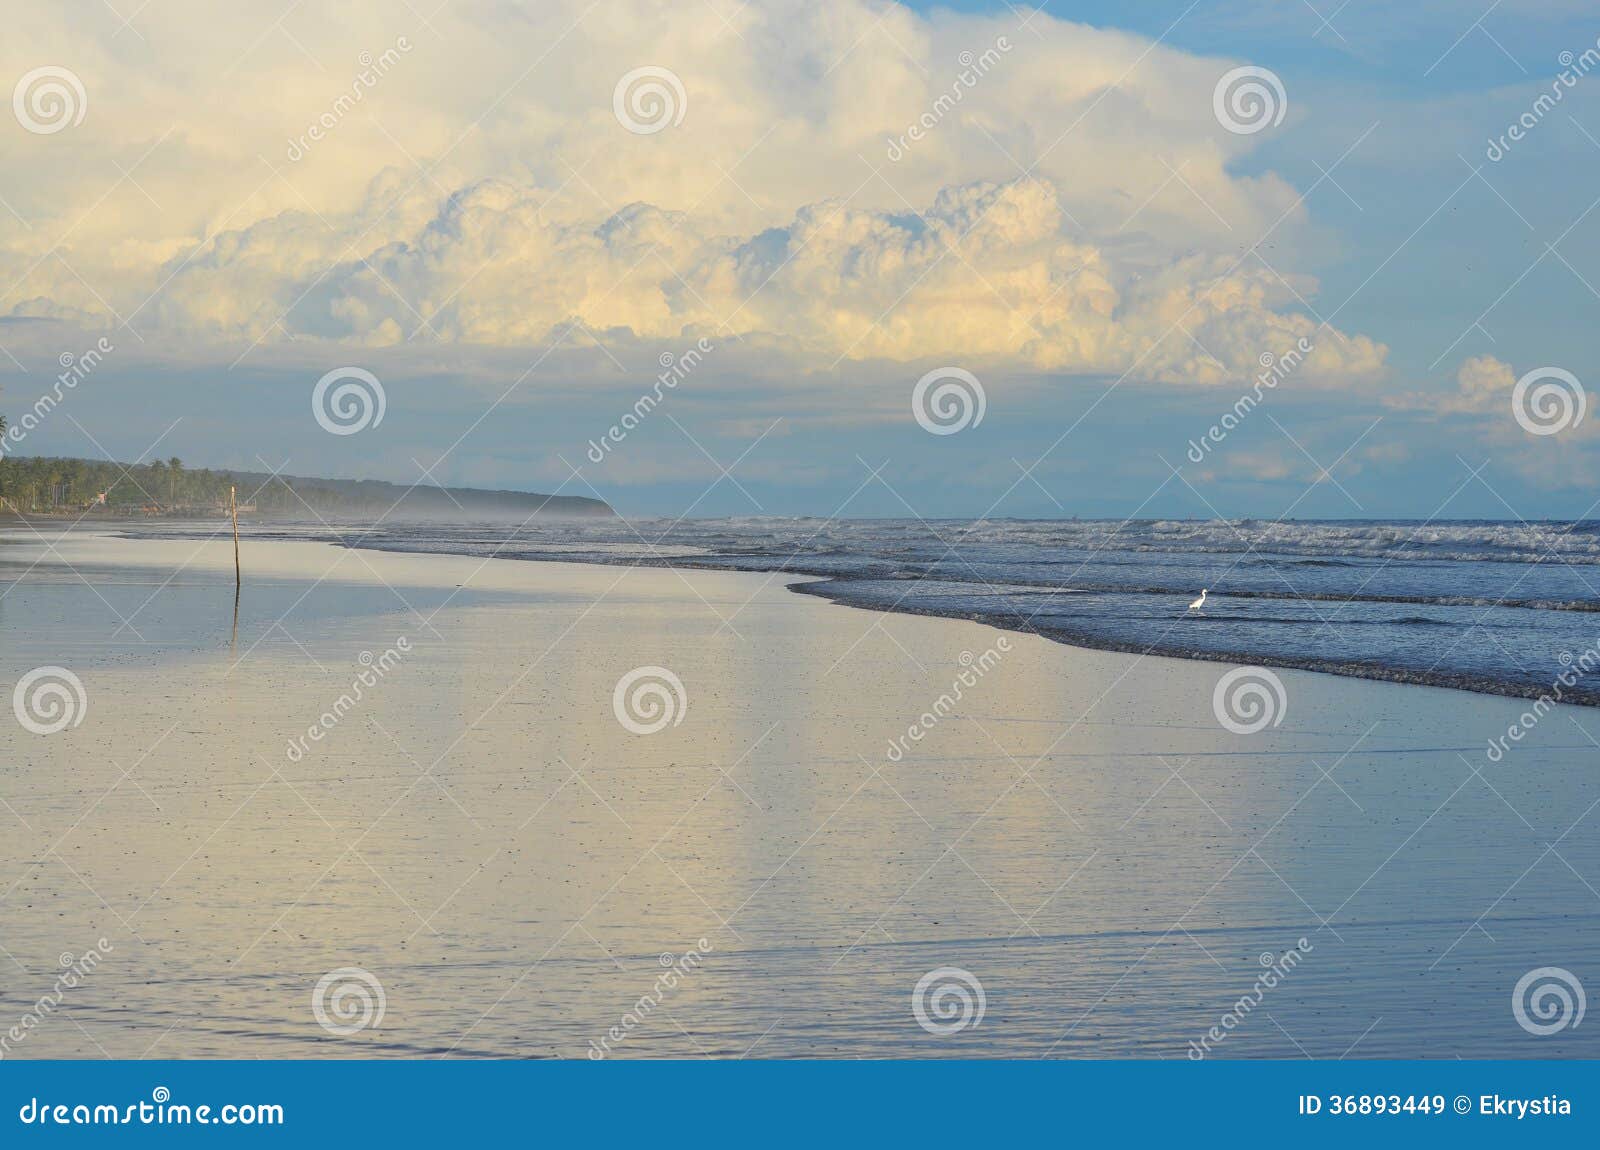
[230,484,241,650]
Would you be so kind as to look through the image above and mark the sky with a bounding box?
[1,0,1598,519]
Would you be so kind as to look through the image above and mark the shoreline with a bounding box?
[788,579,1600,708]
[53,516,1600,709]
[330,528,1600,711]
[17,518,1600,707]
[2,529,1598,1058]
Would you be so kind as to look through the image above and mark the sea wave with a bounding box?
[119,516,1600,706]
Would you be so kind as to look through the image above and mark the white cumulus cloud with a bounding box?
[0,0,1385,387]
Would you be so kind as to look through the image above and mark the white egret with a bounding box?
[1187,589,1208,612]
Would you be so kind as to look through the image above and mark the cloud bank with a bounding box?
[0,0,1384,388]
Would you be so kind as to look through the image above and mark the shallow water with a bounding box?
[128,517,1600,704]
[1,531,1597,1059]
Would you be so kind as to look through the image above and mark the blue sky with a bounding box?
[1,1,1598,519]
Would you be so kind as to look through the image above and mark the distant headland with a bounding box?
[0,454,613,520]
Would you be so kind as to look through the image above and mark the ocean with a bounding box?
[5,528,1596,1059]
[132,517,1600,705]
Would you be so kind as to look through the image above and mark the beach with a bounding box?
[1,527,1597,1059]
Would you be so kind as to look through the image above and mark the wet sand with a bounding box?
[0,528,1597,1058]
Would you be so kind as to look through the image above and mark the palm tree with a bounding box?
[148,459,166,507]
[168,456,183,507]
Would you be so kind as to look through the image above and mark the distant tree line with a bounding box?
[0,428,350,514]
[0,415,613,518]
